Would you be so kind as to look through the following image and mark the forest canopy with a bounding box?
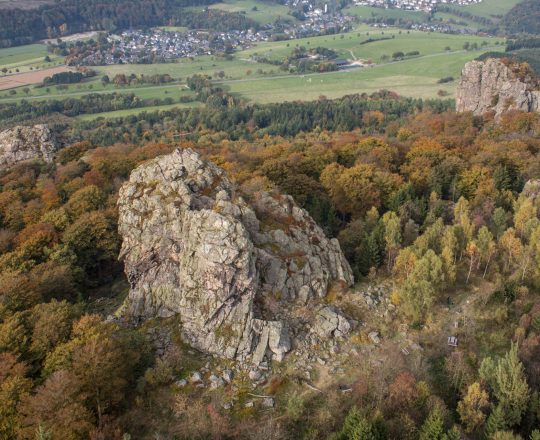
[2,108,540,438]
[0,0,223,48]
[503,0,540,36]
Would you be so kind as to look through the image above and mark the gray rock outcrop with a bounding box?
[522,179,540,201]
[117,148,353,363]
[0,125,59,168]
[312,306,351,339]
[456,58,540,118]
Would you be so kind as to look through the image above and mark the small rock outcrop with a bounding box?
[456,58,540,118]
[118,148,353,363]
[0,125,59,168]
[312,306,351,339]
[522,179,540,200]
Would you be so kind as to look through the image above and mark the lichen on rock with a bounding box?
[117,148,353,363]
[0,124,59,169]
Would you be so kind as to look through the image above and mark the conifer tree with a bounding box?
[494,344,530,427]
[485,405,509,438]
[419,408,445,440]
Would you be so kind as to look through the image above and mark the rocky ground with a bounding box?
[138,280,434,412]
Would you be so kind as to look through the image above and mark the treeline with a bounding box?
[356,15,425,29]
[0,93,175,123]
[43,71,83,85]
[0,0,218,48]
[503,0,540,35]
[42,70,96,86]
[169,9,259,32]
[360,36,393,45]
[102,73,175,86]
[507,38,540,52]
[476,50,540,76]
[70,92,453,145]
[263,46,340,73]
[435,5,494,28]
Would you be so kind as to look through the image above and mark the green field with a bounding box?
[0,45,47,65]
[431,0,522,29]
[237,26,500,63]
[343,5,428,22]
[220,48,486,103]
[76,102,202,121]
[344,0,521,31]
[0,82,200,103]
[0,56,272,101]
[0,22,505,114]
[0,44,62,73]
[433,11,480,28]
[449,0,521,19]
[156,26,189,32]
[97,56,265,80]
[208,0,293,24]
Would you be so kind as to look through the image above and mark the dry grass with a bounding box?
[0,66,72,90]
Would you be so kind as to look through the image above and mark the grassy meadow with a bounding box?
[448,0,521,19]
[0,44,62,73]
[220,48,486,102]
[345,0,521,31]
[343,5,428,22]
[208,0,293,24]
[76,101,203,121]
[236,26,500,62]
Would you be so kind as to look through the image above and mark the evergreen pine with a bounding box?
[485,405,509,437]
[419,408,445,440]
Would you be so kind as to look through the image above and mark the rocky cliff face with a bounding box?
[456,58,540,118]
[117,148,353,363]
[0,125,59,168]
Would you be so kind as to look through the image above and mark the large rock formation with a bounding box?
[456,58,540,118]
[117,148,353,363]
[0,125,59,168]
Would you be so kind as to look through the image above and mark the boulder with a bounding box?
[190,372,203,383]
[0,125,59,169]
[312,306,351,339]
[117,148,353,364]
[368,331,381,344]
[262,397,275,408]
[222,370,233,383]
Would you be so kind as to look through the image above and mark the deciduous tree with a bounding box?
[457,382,489,433]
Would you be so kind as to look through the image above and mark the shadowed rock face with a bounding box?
[456,59,540,118]
[0,125,59,169]
[117,148,353,363]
